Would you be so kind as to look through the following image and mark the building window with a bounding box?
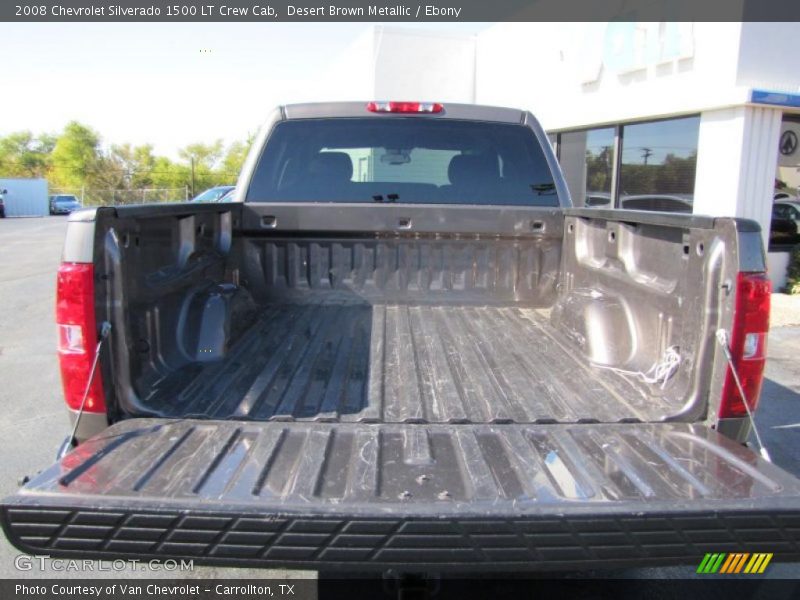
[558,128,615,207]
[618,116,700,213]
[546,133,557,155]
[770,115,800,250]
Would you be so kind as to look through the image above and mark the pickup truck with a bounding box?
[3,102,800,573]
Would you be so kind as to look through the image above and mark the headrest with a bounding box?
[448,154,499,186]
[308,152,353,182]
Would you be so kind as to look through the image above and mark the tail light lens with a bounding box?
[56,263,106,413]
[367,101,444,113]
[718,272,771,418]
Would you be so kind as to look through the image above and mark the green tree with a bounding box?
[0,131,55,178]
[0,122,256,204]
[655,152,697,194]
[150,156,190,192]
[130,145,157,189]
[220,137,252,181]
[105,144,159,189]
[178,141,224,195]
[178,141,223,169]
[585,146,613,193]
[787,246,800,295]
[48,121,102,190]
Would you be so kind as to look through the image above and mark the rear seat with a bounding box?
[282,152,357,201]
[438,154,502,202]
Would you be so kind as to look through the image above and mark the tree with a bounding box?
[178,141,224,195]
[48,121,102,190]
[220,137,253,181]
[786,245,800,295]
[106,144,158,189]
[585,146,613,193]
[0,121,255,204]
[0,131,55,178]
[150,156,190,190]
[179,141,223,170]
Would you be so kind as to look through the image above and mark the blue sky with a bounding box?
[0,23,489,157]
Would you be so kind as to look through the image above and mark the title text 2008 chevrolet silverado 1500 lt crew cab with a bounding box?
[3,102,800,572]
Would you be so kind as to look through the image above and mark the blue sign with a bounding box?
[751,89,800,108]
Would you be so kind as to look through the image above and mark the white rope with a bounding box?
[592,346,681,390]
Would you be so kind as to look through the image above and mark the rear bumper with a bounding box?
[3,502,800,572]
[3,418,800,572]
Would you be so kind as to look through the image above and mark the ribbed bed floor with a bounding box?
[154,304,669,423]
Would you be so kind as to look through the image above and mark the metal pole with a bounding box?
[190,156,196,198]
[610,125,624,209]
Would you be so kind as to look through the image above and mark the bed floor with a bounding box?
[150,303,673,423]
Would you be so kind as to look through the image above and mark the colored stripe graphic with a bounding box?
[744,554,760,573]
[734,553,750,573]
[757,553,773,573]
[709,553,726,573]
[719,553,736,573]
[697,553,714,573]
[700,552,773,574]
[701,553,718,573]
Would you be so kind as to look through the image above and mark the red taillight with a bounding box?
[366,101,444,114]
[718,272,771,418]
[56,263,106,413]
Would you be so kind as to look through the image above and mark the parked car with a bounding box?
[189,185,235,203]
[773,200,800,226]
[583,193,694,213]
[620,194,693,213]
[770,200,800,246]
[585,192,611,207]
[3,102,799,575]
[49,194,82,215]
[217,187,237,202]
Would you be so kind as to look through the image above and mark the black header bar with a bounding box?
[3,0,800,22]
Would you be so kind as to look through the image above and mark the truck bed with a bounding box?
[145,303,674,424]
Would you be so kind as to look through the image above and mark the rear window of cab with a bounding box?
[246,118,558,206]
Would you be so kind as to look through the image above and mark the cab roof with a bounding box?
[281,102,526,124]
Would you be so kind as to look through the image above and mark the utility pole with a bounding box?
[190,156,196,198]
[641,147,653,165]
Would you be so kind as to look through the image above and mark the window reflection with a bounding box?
[552,116,700,213]
[618,116,700,213]
[559,128,615,207]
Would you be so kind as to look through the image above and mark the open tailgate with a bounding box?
[3,418,800,571]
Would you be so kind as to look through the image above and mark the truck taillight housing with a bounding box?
[718,272,771,418]
[366,101,444,113]
[56,263,106,413]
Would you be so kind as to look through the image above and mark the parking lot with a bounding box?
[0,217,310,580]
[0,216,798,579]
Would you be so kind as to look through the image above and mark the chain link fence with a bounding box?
[50,187,190,207]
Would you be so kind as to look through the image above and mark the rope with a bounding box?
[592,346,681,390]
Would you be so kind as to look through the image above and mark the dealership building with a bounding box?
[325,22,800,288]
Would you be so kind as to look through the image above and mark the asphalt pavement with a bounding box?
[0,217,307,580]
[0,216,797,581]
